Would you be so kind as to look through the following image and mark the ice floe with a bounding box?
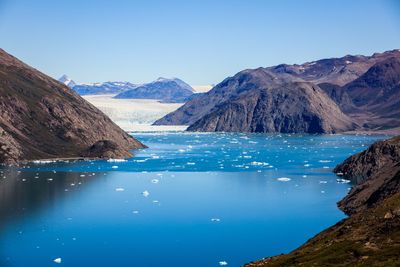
[219,261,228,266]
[142,190,150,197]
[53,258,62,264]
[115,187,125,192]
[336,178,351,184]
[277,177,291,182]
[107,159,127,162]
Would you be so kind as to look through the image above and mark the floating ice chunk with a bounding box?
[151,179,159,184]
[115,187,125,192]
[132,210,139,214]
[318,160,332,163]
[107,159,127,162]
[33,160,55,164]
[304,164,311,167]
[211,218,221,222]
[178,149,185,153]
[80,174,85,177]
[47,178,53,181]
[219,261,228,266]
[323,166,330,169]
[111,166,119,169]
[53,258,62,264]
[250,161,269,166]
[336,172,344,176]
[319,181,327,184]
[321,190,325,194]
[277,177,291,182]
[336,178,351,184]
[142,190,150,197]
[187,162,196,165]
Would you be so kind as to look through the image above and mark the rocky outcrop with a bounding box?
[0,48,145,164]
[334,136,400,214]
[245,136,400,266]
[155,49,400,133]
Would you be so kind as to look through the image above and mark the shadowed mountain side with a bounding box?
[0,49,145,164]
[188,82,355,133]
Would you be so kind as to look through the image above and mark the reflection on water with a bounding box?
[0,133,388,267]
[0,168,104,230]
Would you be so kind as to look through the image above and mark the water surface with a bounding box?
[0,133,387,267]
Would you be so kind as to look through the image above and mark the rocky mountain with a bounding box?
[114,77,194,103]
[245,136,400,266]
[334,136,400,214]
[0,49,145,164]
[155,68,355,133]
[188,81,355,133]
[155,49,400,133]
[71,81,137,95]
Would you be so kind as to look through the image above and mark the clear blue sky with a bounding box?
[0,0,399,85]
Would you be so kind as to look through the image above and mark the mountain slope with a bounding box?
[114,77,194,103]
[188,81,355,133]
[155,49,400,133]
[245,136,400,267]
[156,68,355,133]
[0,49,145,164]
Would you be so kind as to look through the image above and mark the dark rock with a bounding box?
[334,136,400,215]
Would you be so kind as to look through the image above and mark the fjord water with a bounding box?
[0,133,386,267]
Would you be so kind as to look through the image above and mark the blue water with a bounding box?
[0,132,387,267]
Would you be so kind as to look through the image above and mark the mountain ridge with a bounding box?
[155,49,400,133]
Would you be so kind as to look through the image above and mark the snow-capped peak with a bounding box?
[58,75,76,88]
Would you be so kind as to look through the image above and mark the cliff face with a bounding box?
[155,50,400,134]
[334,136,400,215]
[188,82,354,133]
[245,136,400,267]
[0,49,145,164]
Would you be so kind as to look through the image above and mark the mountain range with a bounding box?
[0,49,145,164]
[155,49,400,134]
[59,76,195,103]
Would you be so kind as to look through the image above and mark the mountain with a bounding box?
[58,74,76,88]
[245,136,400,267]
[155,68,355,133]
[0,49,145,164]
[72,81,137,95]
[155,49,400,133]
[114,77,194,103]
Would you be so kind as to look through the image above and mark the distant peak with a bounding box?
[58,74,76,88]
